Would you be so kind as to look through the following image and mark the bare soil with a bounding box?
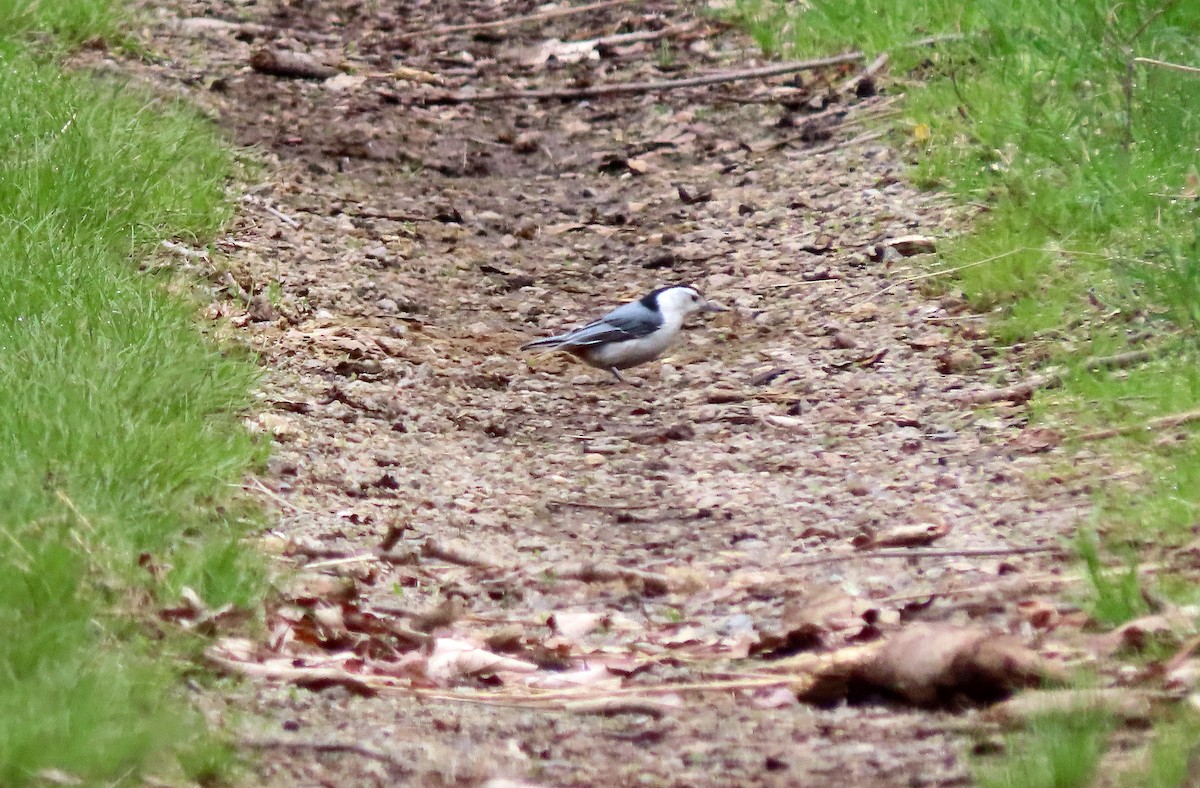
[103,0,1094,784]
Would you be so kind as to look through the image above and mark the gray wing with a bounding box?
[558,301,663,347]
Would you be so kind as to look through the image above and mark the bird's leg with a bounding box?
[609,368,642,387]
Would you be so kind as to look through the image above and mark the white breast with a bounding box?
[578,316,684,370]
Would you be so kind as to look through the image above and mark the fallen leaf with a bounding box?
[548,611,606,640]
[859,521,951,550]
[983,689,1153,727]
[427,638,538,683]
[862,625,1054,706]
[1009,427,1063,454]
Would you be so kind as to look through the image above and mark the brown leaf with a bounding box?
[861,625,1054,706]
[426,638,538,683]
[983,689,1153,727]
[936,349,982,374]
[548,611,606,640]
[1008,427,1063,454]
[250,48,338,80]
[1093,614,1182,656]
[906,332,948,350]
[859,521,951,550]
[887,235,937,257]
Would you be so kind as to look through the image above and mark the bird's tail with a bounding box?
[520,335,567,352]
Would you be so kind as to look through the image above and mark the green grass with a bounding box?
[0,0,122,45]
[724,0,1200,781]
[0,9,263,787]
[723,0,1200,590]
[976,711,1113,788]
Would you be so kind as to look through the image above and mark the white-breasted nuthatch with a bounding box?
[520,285,725,382]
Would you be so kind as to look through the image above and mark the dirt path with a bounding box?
[116,1,1089,784]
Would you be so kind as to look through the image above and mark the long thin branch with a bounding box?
[851,248,1024,306]
[397,0,639,40]
[238,736,413,771]
[960,349,1160,406]
[1080,408,1200,441]
[785,545,1064,568]
[1134,56,1200,76]
[421,52,865,104]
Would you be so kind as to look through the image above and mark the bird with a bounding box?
[520,285,725,383]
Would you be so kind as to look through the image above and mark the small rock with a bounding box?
[936,349,983,374]
[846,302,879,322]
[832,331,857,349]
[248,295,278,322]
[889,234,937,256]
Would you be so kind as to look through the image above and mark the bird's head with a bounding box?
[645,285,727,320]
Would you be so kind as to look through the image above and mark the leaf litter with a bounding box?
[92,0,1200,783]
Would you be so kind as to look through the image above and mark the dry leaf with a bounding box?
[983,689,1153,727]
[427,638,538,683]
[862,625,1054,706]
[860,521,951,549]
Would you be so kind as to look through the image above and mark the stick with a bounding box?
[762,94,901,152]
[1134,56,1200,76]
[959,375,1060,406]
[561,697,680,718]
[238,736,413,770]
[961,349,1159,406]
[421,52,865,104]
[247,476,300,512]
[785,545,1064,568]
[556,561,671,595]
[550,499,659,510]
[837,52,889,96]
[851,248,1025,306]
[397,0,639,40]
[1080,408,1200,442]
[1086,349,1154,370]
[421,538,499,568]
[806,128,887,155]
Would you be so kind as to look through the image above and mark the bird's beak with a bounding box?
[702,300,728,313]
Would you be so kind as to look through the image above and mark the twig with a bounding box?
[785,545,1065,568]
[806,128,887,156]
[556,561,671,595]
[208,651,386,695]
[1080,408,1200,442]
[958,376,1058,406]
[238,736,413,771]
[762,94,901,151]
[837,52,889,96]
[1086,349,1154,371]
[421,538,499,568]
[287,542,417,567]
[1133,56,1200,76]
[421,52,865,104]
[961,349,1160,406]
[54,489,95,533]
[531,22,695,60]
[550,499,659,510]
[397,0,639,40]
[561,697,680,718]
[851,248,1025,306]
[241,194,301,228]
[247,476,300,512]
[161,239,209,260]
